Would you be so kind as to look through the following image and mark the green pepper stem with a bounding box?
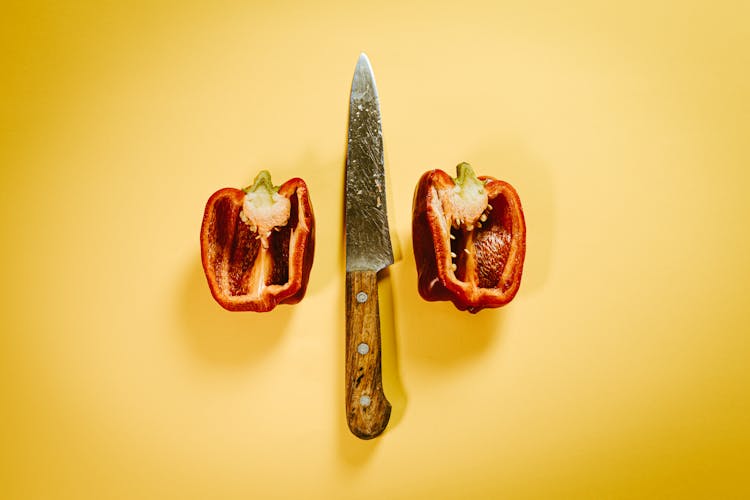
[243,170,279,198]
[240,170,291,244]
[453,162,486,200]
[455,162,477,185]
[444,162,489,231]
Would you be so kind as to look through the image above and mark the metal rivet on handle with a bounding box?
[356,291,368,303]
[359,395,371,407]
[357,342,370,355]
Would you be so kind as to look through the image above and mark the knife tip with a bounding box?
[357,52,371,67]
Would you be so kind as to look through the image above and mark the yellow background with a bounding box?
[2,1,749,498]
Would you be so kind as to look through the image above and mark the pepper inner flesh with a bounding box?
[448,195,513,289]
[212,192,299,298]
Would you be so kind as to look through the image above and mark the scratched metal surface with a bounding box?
[345,53,394,272]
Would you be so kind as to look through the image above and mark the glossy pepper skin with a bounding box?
[200,171,315,312]
[412,163,526,313]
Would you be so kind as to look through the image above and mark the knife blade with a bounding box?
[344,53,393,439]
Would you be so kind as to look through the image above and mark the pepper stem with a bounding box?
[453,162,486,199]
[446,162,489,231]
[455,162,477,185]
[240,170,291,247]
[243,170,279,197]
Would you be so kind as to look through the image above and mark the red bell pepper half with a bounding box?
[412,163,526,313]
[200,170,315,312]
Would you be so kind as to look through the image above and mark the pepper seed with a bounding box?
[356,291,368,303]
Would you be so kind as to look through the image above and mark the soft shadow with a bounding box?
[334,269,408,466]
[179,257,293,366]
[336,124,408,462]
[391,141,554,366]
[468,140,557,294]
[336,137,379,464]
[335,220,407,464]
[377,268,408,430]
[255,149,342,299]
[394,231,504,366]
[336,408,381,468]
[335,270,379,466]
[338,150,347,270]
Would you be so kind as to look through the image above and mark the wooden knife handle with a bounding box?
[345,270,391,439]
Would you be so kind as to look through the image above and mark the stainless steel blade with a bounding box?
[345,53,394,273]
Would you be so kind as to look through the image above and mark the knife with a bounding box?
[344,53,393,439]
